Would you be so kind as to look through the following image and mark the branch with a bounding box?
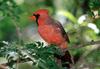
[68,40,100,50]
[71,40,100,69]
[0,64,7,69]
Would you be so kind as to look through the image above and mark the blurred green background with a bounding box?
[0,0,100,69]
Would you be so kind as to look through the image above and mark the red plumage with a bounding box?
[31,9,74,68]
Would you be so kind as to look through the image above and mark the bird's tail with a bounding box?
[61,50,74,68]
[55,50,74,69]
[60,42,74,68]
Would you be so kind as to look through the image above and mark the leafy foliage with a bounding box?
[89,0,100,10]
[0,41,64,69]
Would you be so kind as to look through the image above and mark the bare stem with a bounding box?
[68,40,100,50]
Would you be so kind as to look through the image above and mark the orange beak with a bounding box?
[30,15,36,20]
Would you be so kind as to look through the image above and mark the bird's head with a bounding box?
[31,9,49,21]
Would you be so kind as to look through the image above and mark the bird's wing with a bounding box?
[46,17,70,43]
[54,20,70,43]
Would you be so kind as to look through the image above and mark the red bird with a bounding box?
[31,9,74,68]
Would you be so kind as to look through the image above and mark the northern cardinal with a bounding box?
[31,9,74,68]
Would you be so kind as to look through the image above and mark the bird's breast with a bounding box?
[38,25,65,44]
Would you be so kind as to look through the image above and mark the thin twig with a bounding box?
[68,40,100,50]
[71,40,100,69]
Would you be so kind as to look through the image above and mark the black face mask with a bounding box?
[33,14,40,25]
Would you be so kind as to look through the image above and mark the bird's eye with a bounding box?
[36,14,40,17]
[33,14,40,17]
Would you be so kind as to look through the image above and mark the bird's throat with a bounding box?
[37,18,46,26]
